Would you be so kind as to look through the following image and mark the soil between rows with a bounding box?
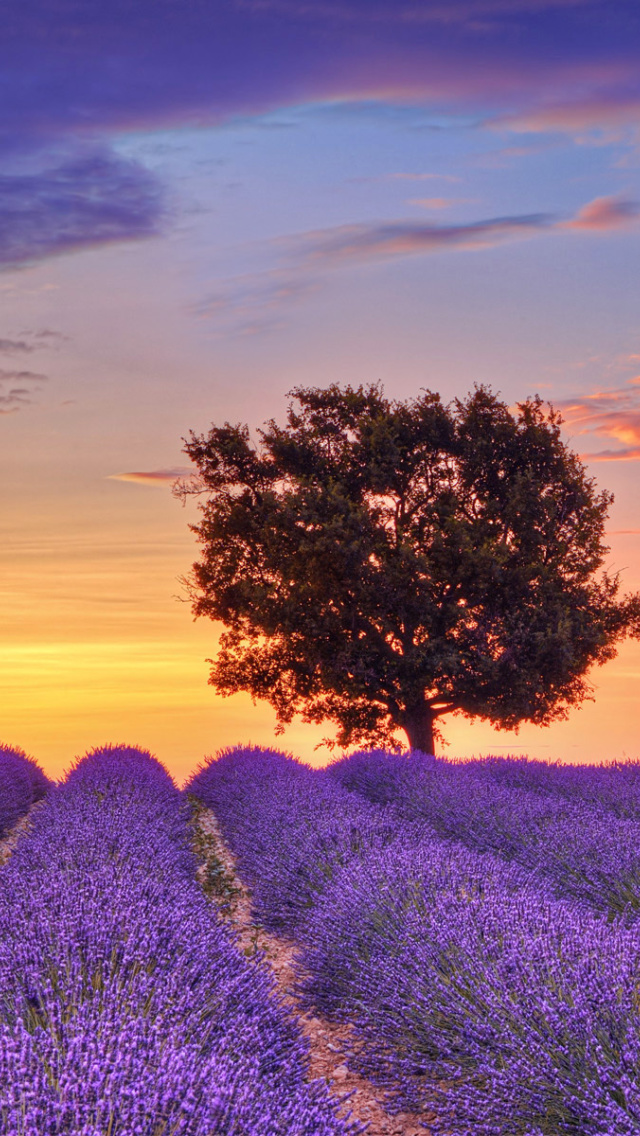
[194,805,434,1136]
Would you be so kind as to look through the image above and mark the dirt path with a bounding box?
[191,803,434,1136]
[0,807,39,866]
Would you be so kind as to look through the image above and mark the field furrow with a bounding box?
[190,799,431,1136]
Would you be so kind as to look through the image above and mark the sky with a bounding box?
[2,0,640,781]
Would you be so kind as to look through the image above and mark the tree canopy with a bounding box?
[176,384,640,753]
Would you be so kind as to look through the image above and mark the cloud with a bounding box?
[0,329,70,355]
[0,338,34,353]
[349,172,463,185]
[387,172,462,182]
[558,376,640,460]
[29,329,71,344]
[0,150,166,270]
[582,448,640,461]
[108,467,193,487]
[197,194,639,333]
[0,368,47,382]
[499,94,640,136]
[197,211,551,333]
[295,212,553,265]
[236,0,602,25]
[408,197,459,208]
[0,0,636,281]
[196,269,320,336]
[563,195,640,230]
[0,367,48,414]
[287,194,638,268]
[470,141,556,167]
[0,0,636,169]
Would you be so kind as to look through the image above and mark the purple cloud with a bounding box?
[0,150,166,269]
[195,269,321,336]
[0,0,636,152]
[296,212,552,264]
[197,194,639,334]
[0,367,48,414]
[0,338,34,354]
[563,195,640,231]
[273,195,637,275]
[0,0,636,271]
[236,0,602,24]
[499,93,640,136]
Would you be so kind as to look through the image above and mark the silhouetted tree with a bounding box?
[176,384,640,753]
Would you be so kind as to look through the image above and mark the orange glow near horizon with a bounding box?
[3,504,639,784]
[2,478,639,785]
[4,635,640,786]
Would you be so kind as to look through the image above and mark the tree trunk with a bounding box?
[402,698,436,755]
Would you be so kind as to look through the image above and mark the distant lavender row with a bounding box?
[0,745,356,1136]
[189,747,640,1135]
[459,753,640,819]
[329,749,640,918]
[0,743,51,837]
[188,746,398,934]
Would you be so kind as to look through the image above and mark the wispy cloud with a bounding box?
[0,329,70,354]
[0,150,166,270]
[408,197,462,208]
[294,212,552,265]
[0,0,636,288]
[584,448,640,461]
[499,93,640,138]
[29,329,71,345]
[0,338,34,354]
[236,0,602,25]
[280,194,638,268]
[195,269,320,335]
[387,172,462,182]
[108,468,193,487]
[563,195,640,230]
[0,368,48,415]
[198,194,639,334]
[558,376,640,461]
[348,171,463,186]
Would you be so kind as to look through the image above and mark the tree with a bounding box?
[175,384,640,754]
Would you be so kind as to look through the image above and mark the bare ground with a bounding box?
[192,804,434,1136]
[0,807,40,866]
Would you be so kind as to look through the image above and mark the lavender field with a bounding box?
[189,747,640,1135]
[2,742,640,1135]
[0,745,356,1136]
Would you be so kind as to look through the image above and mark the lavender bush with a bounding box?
[329,749,640,917]
[0,743,51,837]
[472,754,640,819]
[0,744,357,1136]
[187,746,398,933]
[302,838,640,1135]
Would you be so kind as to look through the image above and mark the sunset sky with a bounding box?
[2,0,640,781]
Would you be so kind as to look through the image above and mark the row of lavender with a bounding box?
[471,753,640,818]
[329,749,640,917]
[188,747,640,1136]
[0,745,356,1136]
[0,744,51,837]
